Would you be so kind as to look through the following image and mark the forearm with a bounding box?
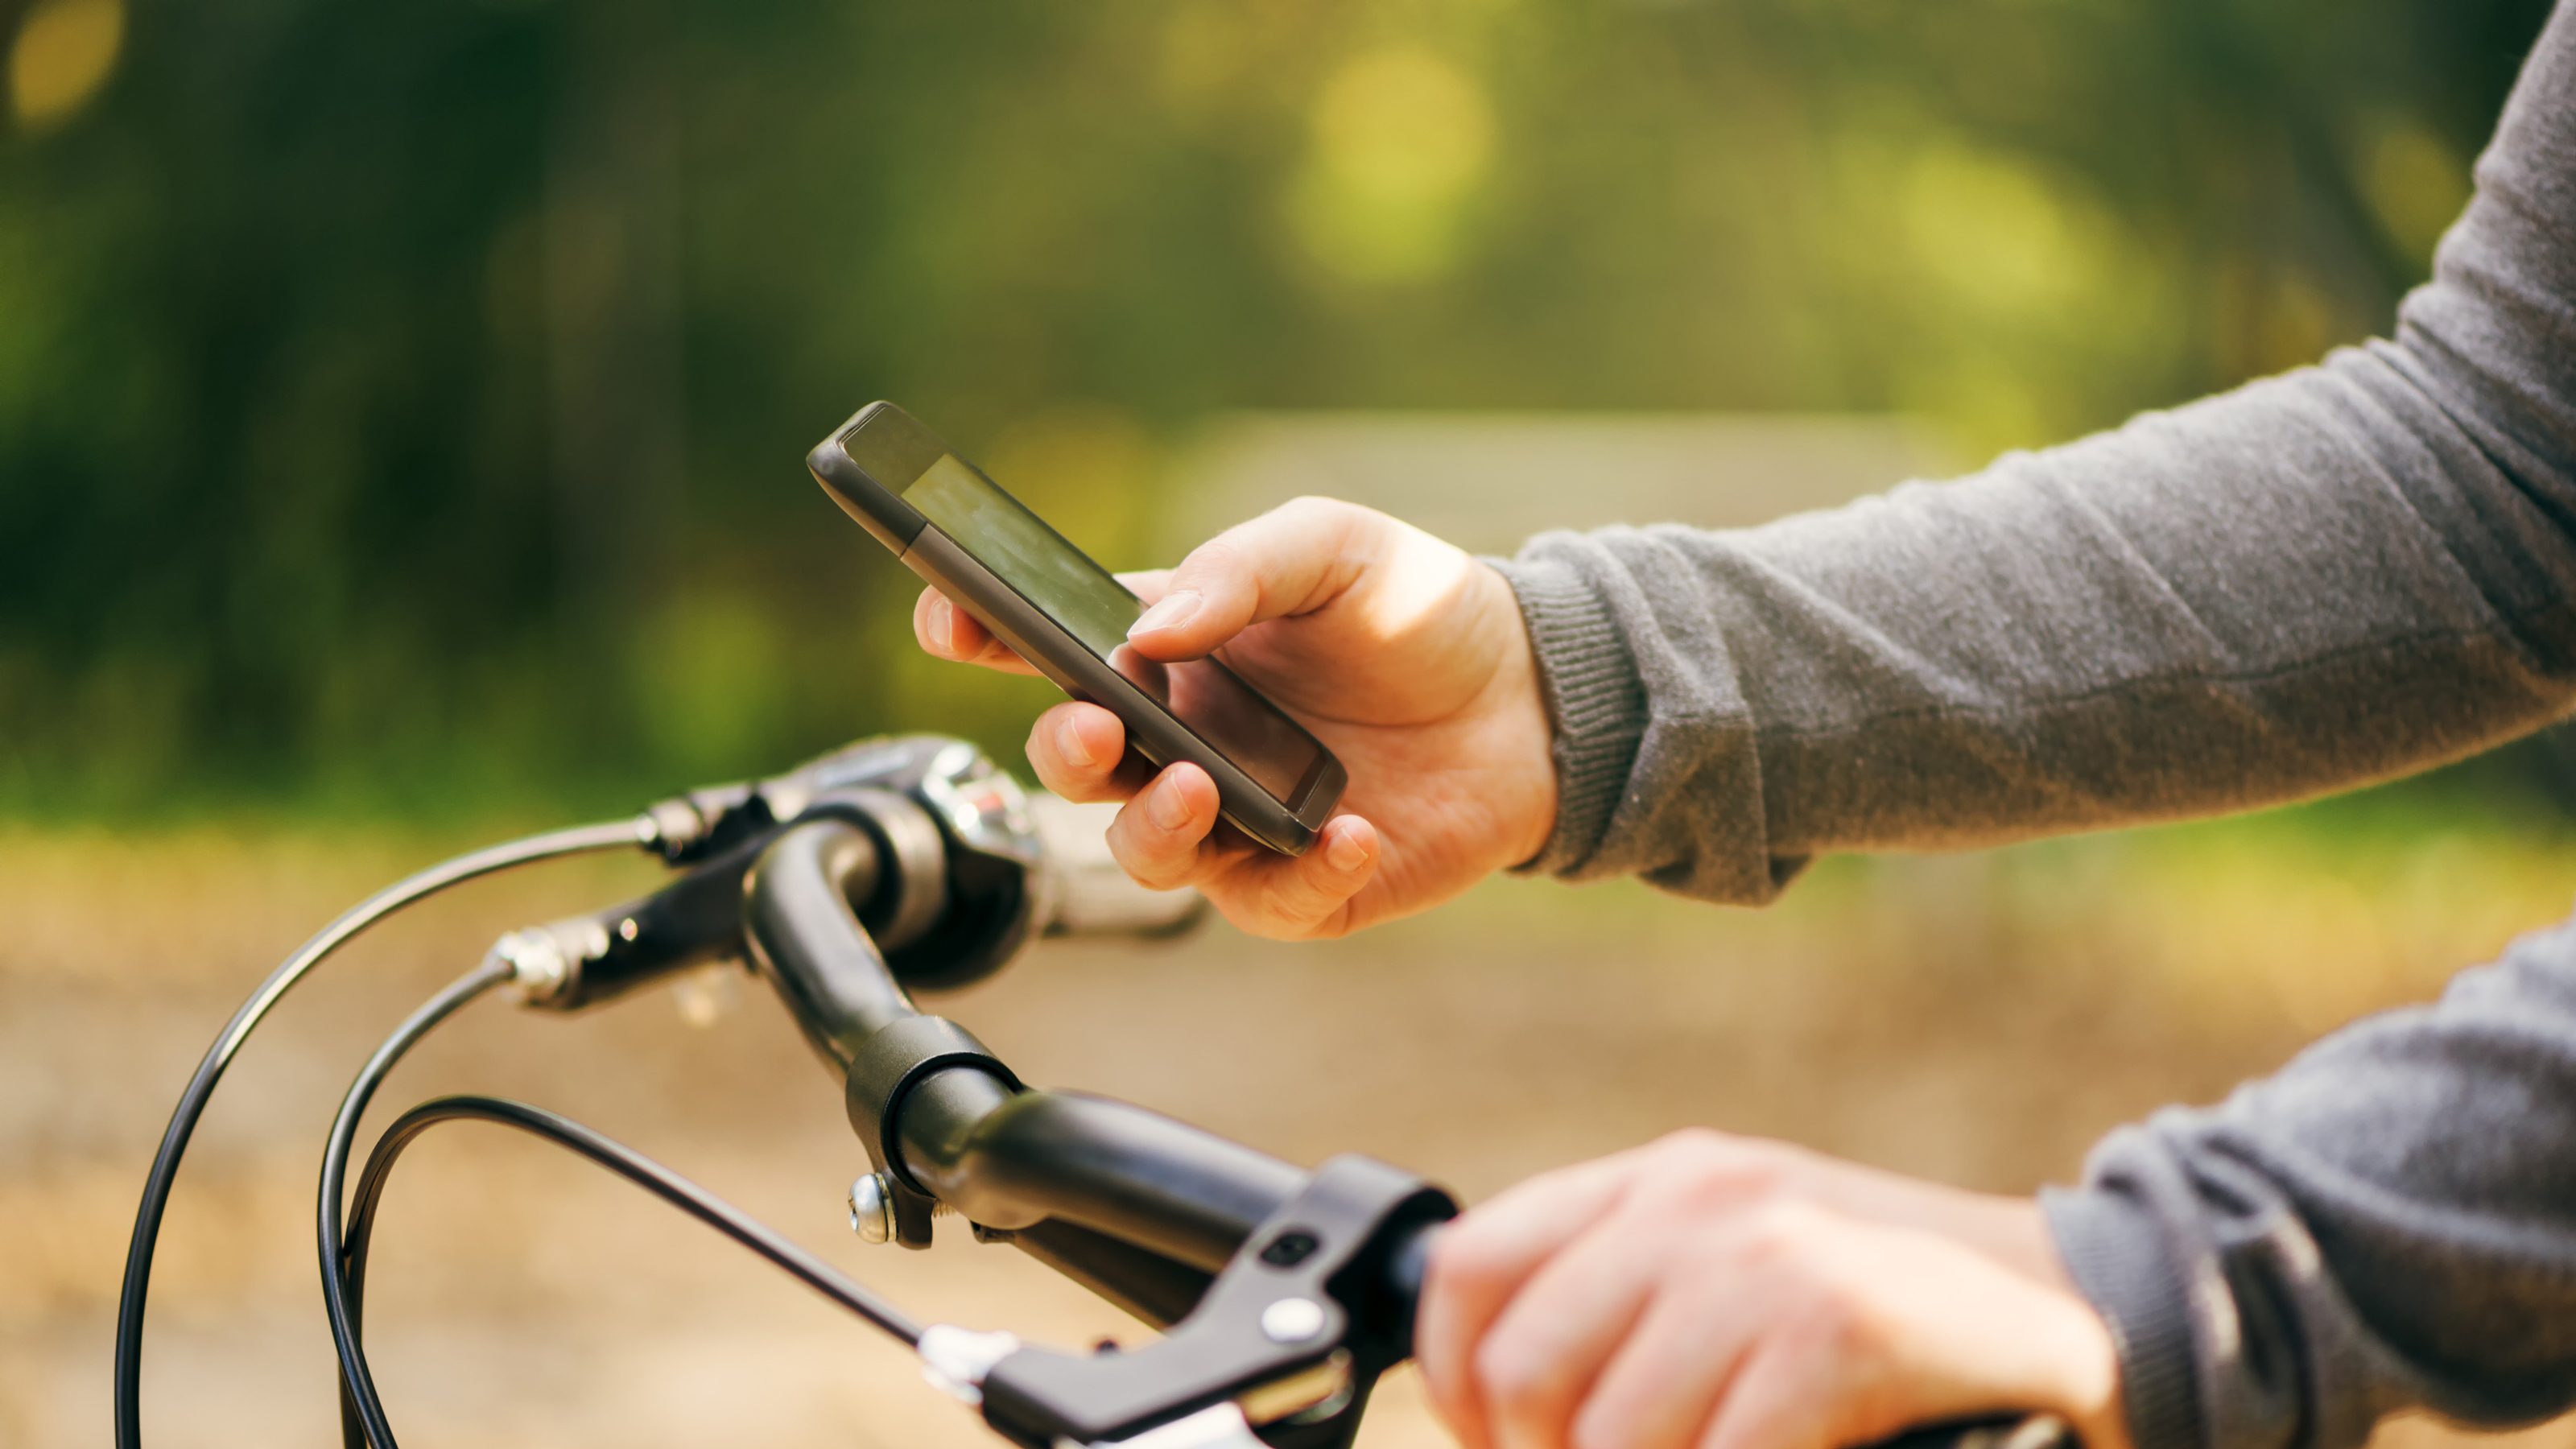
[1498,0,2576,902]
[2040,906,2576,1449]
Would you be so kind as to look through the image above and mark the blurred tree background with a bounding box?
[0,0,2559,821]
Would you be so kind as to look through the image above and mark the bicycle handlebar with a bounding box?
[457,732,2071,1449]
[117,710,2075,1449]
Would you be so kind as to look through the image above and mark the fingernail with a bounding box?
[1128,590,1201,638]
[928,598,955,652]
[1148,774,1193,831]
[1056,714,1097,770]
[1326,829,1368,872]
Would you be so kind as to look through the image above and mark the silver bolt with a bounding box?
[492,927,571,1002]
[848,1172,897,1244]
[1259,1296,1327,1344]
[493,919,611,1006]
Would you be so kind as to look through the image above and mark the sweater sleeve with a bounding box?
[1491,0,2576,904]
[2041,910,2576,1449]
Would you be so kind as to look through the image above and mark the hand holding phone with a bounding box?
[811,402,1348,855]
[893,433,1559,941]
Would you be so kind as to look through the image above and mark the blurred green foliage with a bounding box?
[0,0,2557,820]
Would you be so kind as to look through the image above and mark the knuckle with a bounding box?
[1644,1125,1730,1166]
[1472,1335,1563,1419]
[1639,1129,1802,1204]
[1727,1213,1897,1363]
[1177,535,1249,586]
[1273,495,1381,555]
[1741,1198,1825,1257]
[1253,875,1340,937]
[1107,828,1197,890]
[1131,862,1203,894]
[1125,856,1198,891]
[1274,494,1356,526]
[1278,493,1393,532]
[1792,1275,1894,1368]
[1700,1199,1837,1287]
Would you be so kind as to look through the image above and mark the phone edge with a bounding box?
[806,402,932,551]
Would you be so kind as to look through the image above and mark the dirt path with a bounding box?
[6,825,2571,1449]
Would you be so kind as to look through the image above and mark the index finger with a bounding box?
[919,576,1170,673]
[912,588,1040,676]
[1417,1154,1642,1449]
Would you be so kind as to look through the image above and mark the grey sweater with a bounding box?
[1488,4,2576,1448]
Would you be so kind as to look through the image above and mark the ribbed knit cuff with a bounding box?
[2042,1186,2205,1449]
[1484,554,1648,876]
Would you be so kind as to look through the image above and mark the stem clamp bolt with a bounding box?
[848,1171,897,1244]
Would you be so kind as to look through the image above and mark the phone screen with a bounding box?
[902,455,1325,802]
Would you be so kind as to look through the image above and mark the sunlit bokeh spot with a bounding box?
[1900,144,2095,317]
[2361,116,2471,266]
[8,0,123,130]
[1288,46,1494,284]
[984,404,1163,570]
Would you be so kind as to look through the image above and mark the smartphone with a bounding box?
[807,401,1347,856]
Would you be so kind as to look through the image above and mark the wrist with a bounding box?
[1474,560,1558,867]
[1983,1199,2132,1449]
[2048,1290,2135,1449]
[1973,1196,2087,1291]
[1480,553,1641,877]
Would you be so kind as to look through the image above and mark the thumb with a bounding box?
[1125,497,1386,659]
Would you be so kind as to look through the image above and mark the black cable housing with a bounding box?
[318,959,517,1449]
[331,1094,924,1449]
[113,819,650,1449]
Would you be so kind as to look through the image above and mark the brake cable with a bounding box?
[316,956,515,1449]
[113,818,654,1449]
[328,1094,927,1449]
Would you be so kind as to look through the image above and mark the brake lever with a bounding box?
[919,1156,1455,1449]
